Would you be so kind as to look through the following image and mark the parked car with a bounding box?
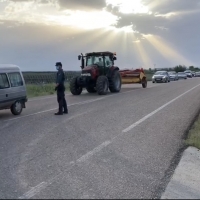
[195,71,200,77]
[184,70,193,78]
[0,64,28,115]
[191,71,196,77]
[168,71,179,81]
[177,72,187,79]
[152,71,170,83]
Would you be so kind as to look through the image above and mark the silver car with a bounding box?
[177,72,187,79]
[168,71,179,81]
[0,64,28,115]
[184,70,193,78]
[152,71,170,83]
[195,71,200,77]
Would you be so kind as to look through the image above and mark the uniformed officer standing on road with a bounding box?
[55,62,68,115]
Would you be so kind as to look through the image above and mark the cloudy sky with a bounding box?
[0,0,200,71]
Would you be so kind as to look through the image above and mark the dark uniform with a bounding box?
[55,63,68,115]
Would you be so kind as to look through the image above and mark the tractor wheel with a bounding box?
[142,78,147,88]
[86,86,96,93]
[109,70,121,93]
[70,76,82,95]
[96,76,109,95]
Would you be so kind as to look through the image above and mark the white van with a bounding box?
[0,64,28,115]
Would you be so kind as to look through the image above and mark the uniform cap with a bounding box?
[55,62,62,66]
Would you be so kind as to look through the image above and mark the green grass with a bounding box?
[185,115,200,150]
[26,83,69,98]
[146,73,153,81]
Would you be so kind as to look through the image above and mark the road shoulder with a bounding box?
[161,146,200,199]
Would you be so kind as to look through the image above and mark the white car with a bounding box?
[152,71,170,83]
[184,70,193,78]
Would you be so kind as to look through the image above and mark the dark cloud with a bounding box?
[115,13,169,35]
[57,0,106,10]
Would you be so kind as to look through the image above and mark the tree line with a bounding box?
[147,65,200,73]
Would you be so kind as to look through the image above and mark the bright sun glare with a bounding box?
[1,0,151,32]
[106,0,149,14]
[45,10,118,30]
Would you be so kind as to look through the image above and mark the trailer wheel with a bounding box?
[109,70,121,93]
[142,78,147,88]
[11,100,23,115]
[70,76,82,95]
[96,76,109,95]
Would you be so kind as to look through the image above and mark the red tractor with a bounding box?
[70,51,121,95]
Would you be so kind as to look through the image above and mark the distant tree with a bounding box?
[174,65,186,72]
[189,66,195,71]
[168,68,173,71]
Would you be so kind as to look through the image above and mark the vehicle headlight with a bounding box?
[163,76,166,79]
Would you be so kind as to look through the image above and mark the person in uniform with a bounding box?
[54,62,68,115]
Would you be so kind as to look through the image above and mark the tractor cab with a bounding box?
[78,51,117,72]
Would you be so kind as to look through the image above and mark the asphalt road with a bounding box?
[1,78,200,199]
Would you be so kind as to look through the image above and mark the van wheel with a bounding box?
[11,100,23,115]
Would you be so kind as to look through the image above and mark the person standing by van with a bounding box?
[54,62,68,115]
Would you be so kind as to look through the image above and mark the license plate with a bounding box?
[156,79,161,80]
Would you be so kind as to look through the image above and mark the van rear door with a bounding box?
[0,73,10,109]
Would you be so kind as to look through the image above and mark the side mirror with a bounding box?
[81,58,85,69]
[78,55,81,60]
[113,57,117,60]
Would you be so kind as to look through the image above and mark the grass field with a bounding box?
[146,74,152,81]
[26,83,69,98]
[186,114,200,150]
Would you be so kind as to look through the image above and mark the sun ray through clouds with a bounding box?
[133,40,153,69]
[143,34,194,66]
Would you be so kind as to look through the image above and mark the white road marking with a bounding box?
[122,83,200,133]
[18,182,48,199]
[77,141,111,163]
[4,88,143,122]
